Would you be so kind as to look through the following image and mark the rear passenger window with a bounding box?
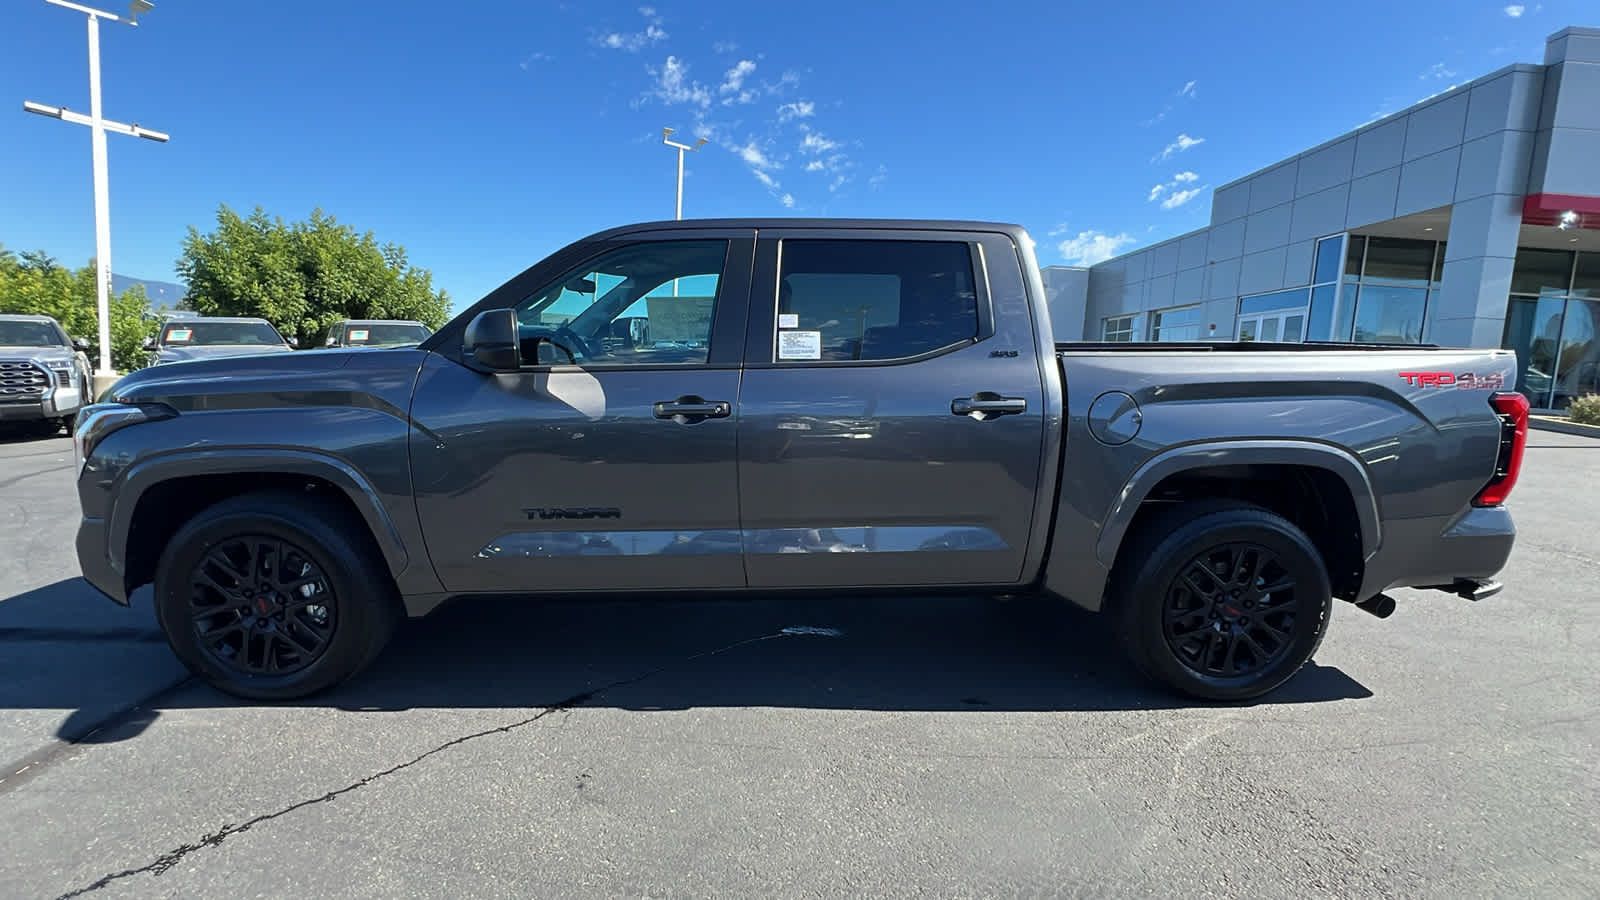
[775,240,979,362]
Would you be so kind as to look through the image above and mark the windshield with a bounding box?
[0,321,66,347]
[342,323,430,346]
[161,321,284,347]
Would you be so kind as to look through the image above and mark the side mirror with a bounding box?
[288,336,300,348]
[462,308,521,372]
[73,337,91,351]
[325,336,339,347]
[142,336,156,351]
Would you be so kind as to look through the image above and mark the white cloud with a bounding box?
[805,160,825,172]
[713,40,739,53]
[764,70,800,95]
[781,193,796,208]
[597,7,667,51]
[719,60,758,104]
[1057,230,1136,266]
[753,170,778,188]
[1046,222,1071,238]
[519,51,552,70]
[1159,133,1205,160]
[1149,172,1203,206]
[738,140,779,172]
[1422,62,1457,80]
[650,56,712,108]
[829,174,847,192]
[1160,187,1203,210]
[800,131,839,154]
[778,100,815,122]
[1179,80,1197,97]
[1504,4,1525,16]
[868,164,887,190]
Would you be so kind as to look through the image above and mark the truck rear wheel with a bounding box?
[1113,502,1331,702]
[152,491,400,701]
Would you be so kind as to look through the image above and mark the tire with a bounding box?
[153,490,401,701]
[1112,501,1332,702]
[61,413,76,434]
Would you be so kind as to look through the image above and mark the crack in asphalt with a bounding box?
[0,463,69,492]
[54,629,802,898]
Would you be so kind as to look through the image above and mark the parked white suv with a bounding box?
[0,313,92,435]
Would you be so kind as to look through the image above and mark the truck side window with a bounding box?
[514,239,727,366]
[775,240,978,362]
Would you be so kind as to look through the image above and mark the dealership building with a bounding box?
[1043,25,1600,411]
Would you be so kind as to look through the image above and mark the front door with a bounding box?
[735,229,1046,588]
[409,231,754,593]
[1238,309,1306,343]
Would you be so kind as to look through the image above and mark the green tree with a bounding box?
[176,205,451,347]
[0,251,157,371]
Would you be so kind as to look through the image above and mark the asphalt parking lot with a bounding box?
[1,428,1596,898]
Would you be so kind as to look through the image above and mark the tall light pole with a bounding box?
[661,127,707,220]
[24,0,167,384]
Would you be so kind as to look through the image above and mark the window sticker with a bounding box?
[348,329,370,341]
[777,313,799,329]
[166,329,192,342]
[777,330,822,360]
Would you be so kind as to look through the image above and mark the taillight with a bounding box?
[1473,391,1529,507]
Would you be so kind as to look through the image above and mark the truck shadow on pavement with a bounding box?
[0,579,1373,746]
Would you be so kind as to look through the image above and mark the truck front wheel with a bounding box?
[152,491,401,700]
[1113,502,1332,702]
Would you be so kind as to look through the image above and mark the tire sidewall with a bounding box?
[154,501,382,701]
[1126,510,1332,702]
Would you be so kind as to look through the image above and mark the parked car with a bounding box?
[323,319,433,349]
[0,313,92,435]
[143,316,296,366]
[73,218,1527,702]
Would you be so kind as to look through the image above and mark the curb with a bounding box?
[1530,416,1600,439]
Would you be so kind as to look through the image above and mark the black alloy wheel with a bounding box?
[154,490,400,700]
[1162,542,1300,679]
[189,535,337,677]
[1113,501,1333,702]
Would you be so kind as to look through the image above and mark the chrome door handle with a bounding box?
[952,392,1027,420]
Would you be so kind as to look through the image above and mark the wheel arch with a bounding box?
[1097,441,1380,603]
[112,450,409,597]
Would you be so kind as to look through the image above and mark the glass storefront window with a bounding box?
[1352,284,1427,343]
[1313,236,1343,285]
[1573,252,1600,299]
[1502,296,1566,407]
[1361,237,1434,284]
[1554,299,1600,409]
[1238,288,1310,316]
[1432,242,1447,284]
[1345,236,1366,277]
[1308,284,1336,341]
[1151,305,1201,341]
[1510,248,1575,296]
[1337,283,1359,341]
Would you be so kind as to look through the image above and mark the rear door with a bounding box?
[736,228,1046,588]
[409,229,755,593]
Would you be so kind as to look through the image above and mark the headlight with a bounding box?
[73,402,177,474]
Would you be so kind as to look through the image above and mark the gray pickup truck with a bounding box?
[72,219,1529,702]
[0,313,92,435]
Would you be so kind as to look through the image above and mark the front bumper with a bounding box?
[76,515,129,605]
[0,386,82,421]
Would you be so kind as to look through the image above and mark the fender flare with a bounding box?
[108,448,409,577]
[1094,439,1382,568]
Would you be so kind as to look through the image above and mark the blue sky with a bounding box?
[0,0,1588,310]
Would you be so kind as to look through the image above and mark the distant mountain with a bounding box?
[111,274,187,312]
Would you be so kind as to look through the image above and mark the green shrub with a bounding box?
[1570,394,1600,426]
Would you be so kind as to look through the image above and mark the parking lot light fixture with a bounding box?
[662,127,709,221]
[24,0,168,381]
